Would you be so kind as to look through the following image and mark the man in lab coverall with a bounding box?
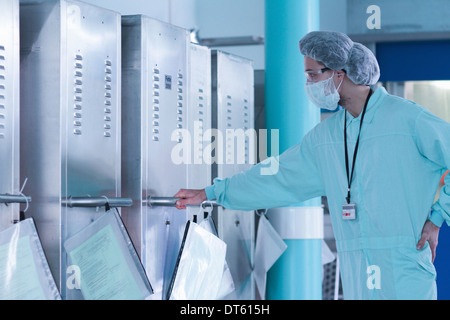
[174,31,450,300]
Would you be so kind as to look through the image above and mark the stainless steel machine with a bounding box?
[121,15,212,299]
[20,0,125,299]
[211,50,256,299]
[0,0,24,231]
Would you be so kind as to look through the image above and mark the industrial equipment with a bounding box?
[20,0,124,299]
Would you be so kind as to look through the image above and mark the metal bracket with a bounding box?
[146,195,218,208]
[0,194,32,204]
[62,196,133,208]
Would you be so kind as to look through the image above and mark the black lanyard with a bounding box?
[344,89,373,204]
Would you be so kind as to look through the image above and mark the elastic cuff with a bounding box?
[204,185,216,200]
[429,209,445,228]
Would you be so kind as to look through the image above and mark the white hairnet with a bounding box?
[299,31,380,85]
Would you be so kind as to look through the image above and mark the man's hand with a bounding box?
[173,189,207,209]
[417,219,440,263]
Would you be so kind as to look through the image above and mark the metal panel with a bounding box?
[0,0,20,230]
[122,16,212,299]
[20,0,121,299]
[186,43,212,222]
[211,50,255,299]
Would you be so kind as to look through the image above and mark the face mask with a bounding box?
[305,73,343,110]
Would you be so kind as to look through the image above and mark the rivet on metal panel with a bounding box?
[75,54,83,60]
[104,116,111,121]
[153,113,159,119]
[177,73,183,79]
[105,76,111,82]
[75,71,83,77]
[105,100,111,106]
[153,90,159,96]
[153,106,159,111]
[74,121,81,126]
[104,124,111,130]
[152,121,159,126]
[104,108,111,114]
[153,83,159,89]
[104,132,111,137]
[105,84,111,90]
[105,60,112,66]
[74,104,82,110]
[73,129,82,135]
[74,112,82,118]
[153,136,159,141]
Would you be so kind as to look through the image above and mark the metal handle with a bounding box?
[146,195,217,208]
[0,194,32,204]
[62,196,133,208]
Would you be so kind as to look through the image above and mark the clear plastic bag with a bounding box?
[0,218,61,300]
[166,220,227,300]
[64,210,153,300]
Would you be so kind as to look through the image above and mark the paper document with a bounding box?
[0,218,61,300]
[64,211,153,300]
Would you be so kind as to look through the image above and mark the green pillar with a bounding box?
[265,0,323,300]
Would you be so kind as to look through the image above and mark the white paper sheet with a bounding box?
[64,210,153,300]
[0,218,61,300]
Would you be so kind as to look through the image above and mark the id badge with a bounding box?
[342,203,356,220]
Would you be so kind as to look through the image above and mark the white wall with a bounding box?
[84,0,196,29]
[82,0,348,70]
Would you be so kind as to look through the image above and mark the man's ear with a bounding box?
[337,70,346,78]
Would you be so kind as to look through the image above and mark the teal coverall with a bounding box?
[205,87,450,299]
